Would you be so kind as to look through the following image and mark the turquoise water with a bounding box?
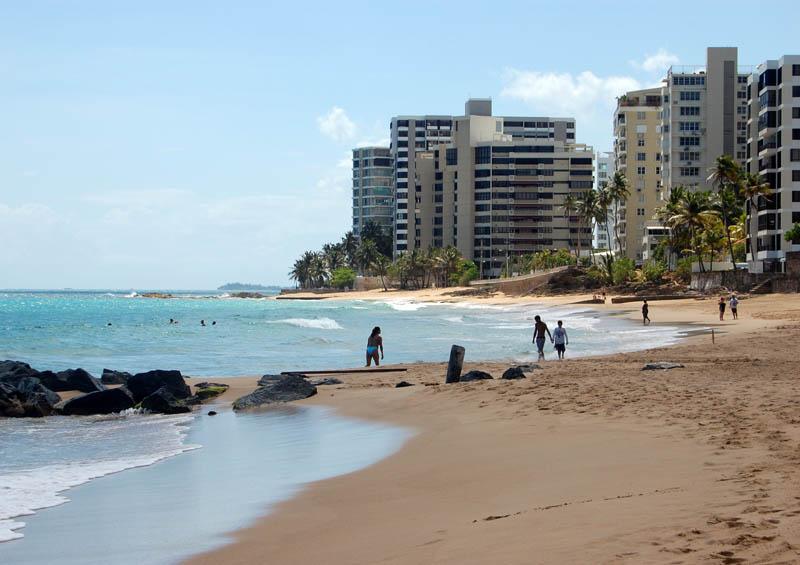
[0,290,685,558]
[0,291,683,376]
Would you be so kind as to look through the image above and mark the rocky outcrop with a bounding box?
[501,367,526,380]
[233,375,316,410]
[101,369,132,385]
[0,377,61,417]
[191,382,230,402]
[257,374,285,385]
[126,370,191,403]
[140,387,191,414]
[38,369,105,393]
[60,387,135,416]
[642,362,684,371]
[0,360,40,381]
[460,370,493,382]
[309,377,343,386]
[395,381,414,388]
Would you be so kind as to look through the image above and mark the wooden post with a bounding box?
[445,345,465,383]
[712,329,715,344]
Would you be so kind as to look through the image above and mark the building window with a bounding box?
[636,111,646,120]
[636,152,646,161]
[637,166,646,175]
[793,64,800,76]
[680,106,701,116]
[679,137,700,146]
[792,149,800,162]
[680,167,699,176]
[679,91,701,101]
[794,86,800,97]
[679,122,701,131]
[445,148,458,166]
[474,146,491,164]
[679,151,700,161]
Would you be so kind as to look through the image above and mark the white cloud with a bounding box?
[501,68,641,118]
[355,137,390,149]
[631,48,679,73]
[317,106,356,142]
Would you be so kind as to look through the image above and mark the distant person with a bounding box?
[366,326,384,367]
[107,322,112,326]
[201,319,206,327]
[532,315,553,361]
[552,320,569,360]
[602,291,607,303]
[718,297,726,321]
[729,294,739,320]
[642,299,650,325]
[212,320,217,326]
[169,318,174,324]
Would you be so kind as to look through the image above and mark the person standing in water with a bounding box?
[718,296,726,321]
[366,326,384,367]
[642,299,650,325]
[532,315,553,361]
[552,320,569,360]
[729,294,739,320]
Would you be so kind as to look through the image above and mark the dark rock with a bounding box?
[233,375,316,410]
[61,388,135,416]
[126,370,190,403]
[641,362,685,371]
[0,360,40,382]
[459,370,493,382]
[257,374,286,385]
[309,377,343,386]
[101,369,132,385]
[0,376,61,417]
[140,386,191,414]
[38,368,105,393]
[501,367,527,380]
[207,410,218,416]
[190,382,230,402]
[395,381,414,388]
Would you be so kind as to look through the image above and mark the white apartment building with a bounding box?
[593,151,615,250]
[745,55,800,273]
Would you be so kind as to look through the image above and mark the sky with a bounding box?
[2,0,800,289]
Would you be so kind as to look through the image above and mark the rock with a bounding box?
[191,382,230,402]
[0,360,40,381]
[140,386,191,414]
[309,377,343,386]
[38,368,105,393]
[395,381,414,388]
[501,367,527,380]
[514,364,541,373]
[257,374,286,386]
[207,410,218,416]
[0,376,62,417]
[233,375,316,410]
[641,362,685,371]
[459,370,493,382]
[126,370,191,403]
[101,369,132,385]
[61,388,135,416]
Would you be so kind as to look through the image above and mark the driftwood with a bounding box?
[280,368,408,376]
[445,345,465,383]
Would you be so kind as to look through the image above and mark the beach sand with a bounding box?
[184,293,800,564]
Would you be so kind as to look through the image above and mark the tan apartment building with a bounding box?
[421,112,592,278]
[351,146,393,237]
[613,87,663,262]
[661,47,750,194]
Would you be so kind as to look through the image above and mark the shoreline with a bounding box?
[185,293,800,564]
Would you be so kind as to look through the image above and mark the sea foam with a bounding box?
[271,317,343,330]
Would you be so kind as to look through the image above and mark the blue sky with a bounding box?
[2,0,799,288]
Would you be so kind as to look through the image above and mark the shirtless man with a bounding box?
[532,315,553,361]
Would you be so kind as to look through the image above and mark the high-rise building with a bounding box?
[351,146,394,237]
[593,151,615,251]
[389,99,578,256]
[744,55,800,273]
[613,87,663,262]
[415,111,592,278]
[661,47,750,195]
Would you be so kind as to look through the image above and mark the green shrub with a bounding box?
[585,265,606,284]
[455,260,479,286]
[675,257,693,283]
[611,257,635,285]
[641,260,667,283]
[330,267,356,289]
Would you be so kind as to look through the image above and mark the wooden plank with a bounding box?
[280,368,408,375]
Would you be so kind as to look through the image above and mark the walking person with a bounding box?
[642,299,650,325]
[552,320,569,360]
[366,326,384,367]
[718,296,726,321]
[729,294,739,320]
[532,315,553,361]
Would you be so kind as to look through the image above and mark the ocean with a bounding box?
[0,290,684,561]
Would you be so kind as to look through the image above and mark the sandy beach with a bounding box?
[179,292,800,564]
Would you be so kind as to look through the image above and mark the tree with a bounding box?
[330,267,356,290]
[288,252,313,289]
[741,172,773,260]
[654,185,688,269]
[561,194,579,257]
[355,239,379,275]
[668,190,718,272]
[341,231,359,269]
[707,155,743,270]
[576,190,601,263]
[359,221,393,258]
[606,171,630,254]
[784,223,800,245]
[372,254,391,291]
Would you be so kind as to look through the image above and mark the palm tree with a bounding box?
[288,253,312,289]
[669,191,718,272]
[654,185,688,269]
[740,172,773,260]
[341,231,359,269]
[372,254,391,291]
[355,239,379,276]
[606,171,630,254]
[707,155,742,270]
[442,246,461,286]
[576,189,600,263]
[561,194,579,257]
[595,185,614,251]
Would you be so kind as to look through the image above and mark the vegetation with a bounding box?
[785,223,800,245]
[330,267,356,290]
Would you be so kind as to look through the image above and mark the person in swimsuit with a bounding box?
[532,315,553,361]
[366,326,384,367]
[729,294,739,320]
[718,296,726,321]
[642,299,650,325]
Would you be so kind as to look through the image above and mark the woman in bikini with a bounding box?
[366,326,384,367]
